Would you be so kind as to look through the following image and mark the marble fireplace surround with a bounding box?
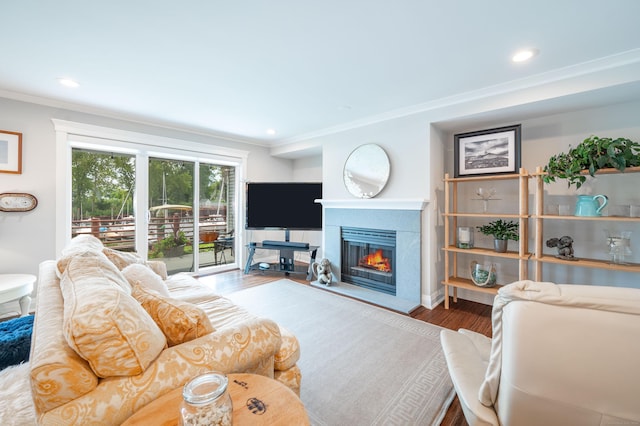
[314,199,427,313]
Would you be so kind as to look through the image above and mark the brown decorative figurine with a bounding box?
[546,236,577,260]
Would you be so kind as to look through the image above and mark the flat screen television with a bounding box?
[245,182,322,231]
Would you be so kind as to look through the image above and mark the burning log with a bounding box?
[358,249,391,273]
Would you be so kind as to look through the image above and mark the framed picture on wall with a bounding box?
[0,130,22,174]
[454,124,521,177]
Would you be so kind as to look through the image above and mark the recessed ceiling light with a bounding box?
[512,48,539,63]
[58,78,80,88]
[266,129,276,135]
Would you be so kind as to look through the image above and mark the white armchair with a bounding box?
[440,280,640,426]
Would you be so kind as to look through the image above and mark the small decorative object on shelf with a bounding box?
[546,236,577,261]
[477,219,519,253]
[457,226,474,249]
[181,372,233,426]
[605,230,632,264]
[574,194,608,217]
[475,187,496,213]
[470,261,497,287]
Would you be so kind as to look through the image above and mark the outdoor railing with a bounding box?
[72,214,228,252]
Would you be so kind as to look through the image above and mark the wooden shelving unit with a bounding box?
[442,165,640,309]
[532,166,640,279]
[441,168,530,309]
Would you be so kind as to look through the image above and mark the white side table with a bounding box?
[0,274,36,317]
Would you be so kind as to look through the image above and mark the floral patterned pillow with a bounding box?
[103,247,145,270]
[132,284,215,346]
[60,251,167,377]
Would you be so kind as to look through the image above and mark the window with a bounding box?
[56,120,247,275]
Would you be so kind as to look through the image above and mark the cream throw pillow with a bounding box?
[103,247,145,270]
[103,248,168,280]
[60,251,167,378]
[132,284,215,347]
[56,234,105,278]
[122,263,171,297]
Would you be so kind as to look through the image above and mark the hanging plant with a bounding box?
[543,136,640,189]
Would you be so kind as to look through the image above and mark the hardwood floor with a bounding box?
[197,269,493,426]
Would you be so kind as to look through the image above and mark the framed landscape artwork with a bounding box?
[0,130,22,174]
[454,124,521,177]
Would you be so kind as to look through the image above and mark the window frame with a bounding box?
[53,119,248,273]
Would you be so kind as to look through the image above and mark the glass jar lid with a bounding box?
[182,372,228,405]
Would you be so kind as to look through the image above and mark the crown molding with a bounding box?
[0,88,270,148]
[276,49,640,145]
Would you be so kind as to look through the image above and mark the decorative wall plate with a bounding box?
[0,192,38,212]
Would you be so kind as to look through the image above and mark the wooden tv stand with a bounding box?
[244,242,318,279]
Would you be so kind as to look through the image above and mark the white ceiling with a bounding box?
[1,1,640,147]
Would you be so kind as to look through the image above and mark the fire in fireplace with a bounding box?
[359,249,391,272]
[341,227,396,295]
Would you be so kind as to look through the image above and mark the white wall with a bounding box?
[306,115,434,302]
[0,96,296,276]
[319,115,430,199]
[292,155,323,253]
[438,100,640,304]
[2,85,639,309]
[299,96,640,308]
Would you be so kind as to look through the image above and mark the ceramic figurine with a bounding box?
[311,258,333,285]
[546,236,577,260]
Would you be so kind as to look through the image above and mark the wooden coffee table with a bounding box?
[122,373,309,425]
[0,274,35,317]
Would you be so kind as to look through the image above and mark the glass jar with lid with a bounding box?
[180,372,233,426]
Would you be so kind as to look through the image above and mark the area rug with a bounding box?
[0,363,36,426]
[227,279,455,426]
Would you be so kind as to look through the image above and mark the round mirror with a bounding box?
[343,144,390,198]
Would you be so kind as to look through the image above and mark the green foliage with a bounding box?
[148,158,195,207]
[543,136,640,189]
[72,149,135,219]
[72,150,232,221]
[149,231,190,258]
[477,219,519,241]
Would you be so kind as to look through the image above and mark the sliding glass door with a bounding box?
[197,163,236,270]
[70,147,237,275]
[71,148,137,252]
[148,157,195,273]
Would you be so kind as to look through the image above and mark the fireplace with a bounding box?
[317,200,426,313]
[341,227,396,295]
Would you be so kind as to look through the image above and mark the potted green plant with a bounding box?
[150,231,189,258]
[477,219,519,253]
[543,135,640,189]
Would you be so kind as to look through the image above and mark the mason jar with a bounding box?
[180,372,233,426]
[457,226,474,249]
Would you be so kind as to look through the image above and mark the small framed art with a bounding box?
[454,124,521,177]
[0,130,22,174]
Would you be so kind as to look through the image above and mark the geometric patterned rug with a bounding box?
[227,279,455,425]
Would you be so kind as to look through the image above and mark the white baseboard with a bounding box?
[422,286,494,310]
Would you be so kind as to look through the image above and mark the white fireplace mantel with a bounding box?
[316,198,428,211]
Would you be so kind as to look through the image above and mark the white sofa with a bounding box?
[440,280,640,426]
[29,236,301,425]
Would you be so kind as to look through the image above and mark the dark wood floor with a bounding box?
[197,269,493,426]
